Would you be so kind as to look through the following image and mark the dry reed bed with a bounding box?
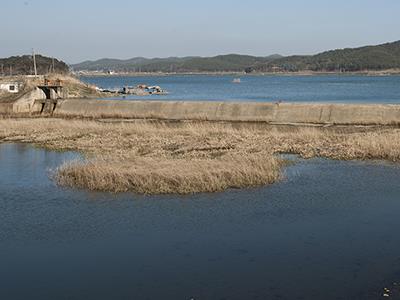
[57,155,282,194]
[1,118,400,194]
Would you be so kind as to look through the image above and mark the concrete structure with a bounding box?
[50,99,400,126]
[0,82,21,93]
[12,79,65,114]
[12,87,47,113]
[37,79,64,100]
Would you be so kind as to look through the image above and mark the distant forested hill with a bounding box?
[0,55,69,76]
[71,54,282,73]
[254,41,400,72]
[71,41,400,73]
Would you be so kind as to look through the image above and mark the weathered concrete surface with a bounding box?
[53,99,400,125]
[13,88,46,113]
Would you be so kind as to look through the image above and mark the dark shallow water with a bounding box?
[1,143,400,299]
[80,74,400,103]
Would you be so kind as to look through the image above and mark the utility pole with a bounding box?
[52,57,55,73]
[32,48,37,76]
[1,64,3,77]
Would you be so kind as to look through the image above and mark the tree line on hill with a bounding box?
[2,40,400,75]
[71,41,400,73]
[254,40,400,72]
[0,55,69,76]
[71,54,282,73]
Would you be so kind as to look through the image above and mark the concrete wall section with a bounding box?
[53,99,400,125]
[13,88,46,113]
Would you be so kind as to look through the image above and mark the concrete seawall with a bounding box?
[52,99,400,125]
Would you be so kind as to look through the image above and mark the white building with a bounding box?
[0,82,21,93]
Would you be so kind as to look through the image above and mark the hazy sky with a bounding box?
[1,0,399,63]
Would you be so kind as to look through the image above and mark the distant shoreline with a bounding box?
[76,69,400,77]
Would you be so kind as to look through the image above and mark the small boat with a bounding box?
[232,78,241,83]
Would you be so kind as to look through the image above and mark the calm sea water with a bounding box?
[80,75,400,103]
[1,143,400,299]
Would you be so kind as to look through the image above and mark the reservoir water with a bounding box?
[1,143,400,299]
[80,74,400,103]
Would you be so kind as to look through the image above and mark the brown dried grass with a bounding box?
[56,155,282,194]
[1,117,400,194]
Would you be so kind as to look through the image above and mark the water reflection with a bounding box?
[1,143,400,299]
